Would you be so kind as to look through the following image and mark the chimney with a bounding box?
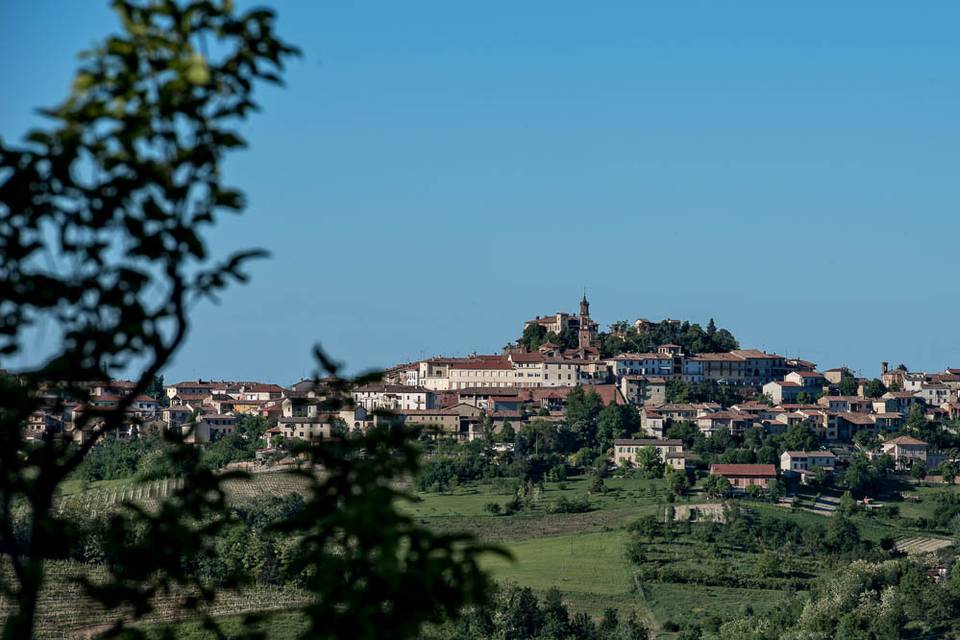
[881,362,889,375]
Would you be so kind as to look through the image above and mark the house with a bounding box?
[697,410,750,436]
[456,387,521,410]
[620,376,666,406]
[709,464,777,491]
[607,353,674,379]
[26,411,64,440]
[508,351,548,386]
[612,439,685,470]
[234,383,285,401]
[640,409,667,438]
[542,358,589,387]
[448,357,517,390]
[690,350,785,387]
[873,413,904,432]
[882,391,925,414]
[780,450,835,474]
[728,350,787,386]
[823,367,855,385]
[836,411,877,439]
[915,383,951,407]
[90,380,138,397]
[130,394,159,415]
[353,384,434,411]
[162,405,195,431]
[785,358,818,373]
[882,436,928,471]
[763,380,803,405]
[400,403,484,440]
[275,415,336,441]
[581,383,627,406]
[185,412,237,443]
[165,380,215,399]
[785,370,828,393]
[817,396,873,413]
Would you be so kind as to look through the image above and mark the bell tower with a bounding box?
[577,291,596,349]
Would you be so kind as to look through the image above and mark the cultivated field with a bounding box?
[36,470,960,639]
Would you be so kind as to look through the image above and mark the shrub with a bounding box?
[502,495,523,515]
[549,495,591,514]
[483,502,502,515]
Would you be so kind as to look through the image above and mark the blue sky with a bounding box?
[2,1,958,384]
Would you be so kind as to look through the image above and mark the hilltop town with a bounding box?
[26,295,960,477]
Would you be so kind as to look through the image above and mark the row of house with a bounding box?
[711,435,933,493]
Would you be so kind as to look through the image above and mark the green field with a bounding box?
[43,470,960,638]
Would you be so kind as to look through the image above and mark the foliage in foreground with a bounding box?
[0,2,504,639]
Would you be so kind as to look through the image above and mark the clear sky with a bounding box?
[2,1,958,384]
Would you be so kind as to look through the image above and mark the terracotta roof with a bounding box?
[791,371,825,378]
[691,352,743,362]
[710,464,776,477]
[700,410,749,421]
[510,352,546,364]
[241,383,285,393]
[884,435,927,446]
[449,359,513,370]
[169,381,215,388]
[581,384,627,406]
[355,384,431,394]
[615,438,683,447]
[457,387,523,396]
[610,352,670,361]
[783,450,835,458]
[839,413,875,425]
[731,349,784,360]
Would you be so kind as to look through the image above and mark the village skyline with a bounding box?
[3,2,959,384]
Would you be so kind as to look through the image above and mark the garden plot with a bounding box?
[895,536,954,555]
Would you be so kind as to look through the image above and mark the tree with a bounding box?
[781,423,819,453]
[0,4,501,639]
[838,377,859,396]
[907,404,927,433]
[635,447,665,479]
[147,375,166,404]
[863,379,887,398]
[665,467,689,496]
[0,3,299,636]
[845,454,883,496]
[704,475,732,498]
[519,323,547,351]
[564,386,603,447]
[665,379,691,403]
[596,403,639,452]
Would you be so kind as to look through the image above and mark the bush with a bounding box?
[663,621,680,632]
[588,473,606,494]
[549,495,591,514]
[483,501,502,515]
[502,495,523,515]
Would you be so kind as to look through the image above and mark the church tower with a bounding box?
[577,292,597,349]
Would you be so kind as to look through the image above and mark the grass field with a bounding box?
[43,470,960,638]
